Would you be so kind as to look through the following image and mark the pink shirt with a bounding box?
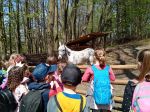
[49,71,63,97]
[82,64,115,82]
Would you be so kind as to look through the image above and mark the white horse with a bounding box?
[58,42,94,65]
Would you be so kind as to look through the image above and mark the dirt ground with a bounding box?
[76,39,150,112]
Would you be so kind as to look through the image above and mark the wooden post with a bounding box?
[104,35,106,50]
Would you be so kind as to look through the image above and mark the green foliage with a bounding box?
[1,0,150,54]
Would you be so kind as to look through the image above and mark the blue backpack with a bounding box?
[92,65,111,105]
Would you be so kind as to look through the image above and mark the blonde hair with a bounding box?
[94,48,106,65]
[137,49,150,81]
[9,53,20,61]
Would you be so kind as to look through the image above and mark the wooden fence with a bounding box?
[29,64,138,103]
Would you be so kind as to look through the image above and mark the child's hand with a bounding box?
[54,81,59,88]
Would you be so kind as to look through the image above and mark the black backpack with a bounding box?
[19,89,45,112]
[0,88,18,112]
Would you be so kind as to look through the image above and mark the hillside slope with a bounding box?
[106,38,150,65]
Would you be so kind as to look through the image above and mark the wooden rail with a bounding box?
[29,64,137,103]
[75,88,123,103]
[77,64,137,70]
[29,64,135,86]
[111,79,129,85]
[29,64,137,69]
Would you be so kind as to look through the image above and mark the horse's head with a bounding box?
[58,42,66,59]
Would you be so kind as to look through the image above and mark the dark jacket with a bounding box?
[122,81,136,112]
[28,82,50,112]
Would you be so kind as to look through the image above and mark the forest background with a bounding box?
[0,0,150,57]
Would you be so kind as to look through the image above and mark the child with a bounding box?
[131,49,150,112]
[45,55,63,97]
[48,71,63,97]
[7,53,24,76]
[47,64,87,112]
[0,61,7,88]
[46,55,58,66]
[82,48,115,112]
[24,55,58,112]
[7,65,29,112]
[0,54,24,90]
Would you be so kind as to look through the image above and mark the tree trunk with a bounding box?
[25,0,32,54]
[0,0,7,56]
[16,0,21,53]
[60,0,69,42]
[9,0,12,54]
[47,0,55,55]
[0,0,3,54]
[2,16,7,56]
[42,0,46,53]
[116,0,120,39]
[70,0,79,40]
[54,0,59,50]
[81,0,93,35]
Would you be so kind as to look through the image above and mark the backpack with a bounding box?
[122,81,136,112]
[19,89,46,112]
[132,81,150,112]
[54,94,84,112]
[0,88,18,112]
[92,64,111,105]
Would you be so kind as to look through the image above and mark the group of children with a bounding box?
[0,48,150,112]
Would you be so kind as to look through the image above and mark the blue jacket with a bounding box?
[28,82,50,112]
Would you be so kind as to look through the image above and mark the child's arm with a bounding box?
[82,67,93,82]
[109,67,115,81]
[49,80,63,97]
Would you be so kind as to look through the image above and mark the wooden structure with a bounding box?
[23,53,48,66]
[66,32,110,50]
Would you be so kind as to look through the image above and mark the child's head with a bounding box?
[32,63,57,82]
[9,53,24,66]
[94,48,106,65]
[7,65,28,91]
[46,55,57,65]
[61,64,82,88]
[137,49,150,81]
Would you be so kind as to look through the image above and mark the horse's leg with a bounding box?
[89,55,94,65]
